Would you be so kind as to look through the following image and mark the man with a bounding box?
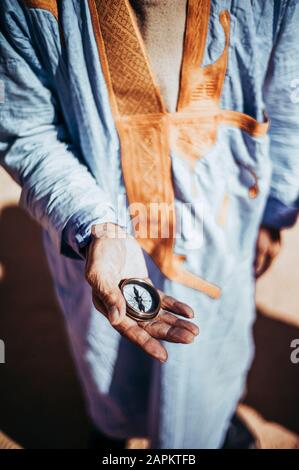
[0,0,298,449]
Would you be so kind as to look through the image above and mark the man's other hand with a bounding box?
[85,223,199,363]
[255,226,281,278]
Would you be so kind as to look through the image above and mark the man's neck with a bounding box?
[129,0,187,113]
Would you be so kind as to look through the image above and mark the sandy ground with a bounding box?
[0,168,298,449]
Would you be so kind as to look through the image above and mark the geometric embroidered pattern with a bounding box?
[94,0,164,115]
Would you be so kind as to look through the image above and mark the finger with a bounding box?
[115,317,168,362]
[255,253,272,278]
[141,312,199,344]
[160,312,199,335]
[92,282,126,325]
[255,227,281,278]
[269,240,281,259]
[158,292,194,319]
[255,240,279,278]
[255,249,266,277]
[254,235,268,276]
[143,320,194,344]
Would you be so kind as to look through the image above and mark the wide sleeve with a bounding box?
[0,1,118,258]
[262,0,299,229]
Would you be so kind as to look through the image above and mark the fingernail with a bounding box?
[109,308,120,325]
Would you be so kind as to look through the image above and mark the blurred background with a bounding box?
[0,166,298,449]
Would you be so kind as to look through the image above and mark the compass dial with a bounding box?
[119,279,161,321]
[123,284,153,313]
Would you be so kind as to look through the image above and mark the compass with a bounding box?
[119,278,161,322]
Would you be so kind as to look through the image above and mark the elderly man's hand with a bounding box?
[85,223,199,363]
[255,226,281,278]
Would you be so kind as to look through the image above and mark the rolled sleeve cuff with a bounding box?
[262,196,299,229]
[61,202,120,259]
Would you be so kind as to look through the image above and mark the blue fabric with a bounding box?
[0,0,299,448]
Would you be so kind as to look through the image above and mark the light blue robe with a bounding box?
[1,0,299,448]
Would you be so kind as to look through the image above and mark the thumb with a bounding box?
[93,283,127,326]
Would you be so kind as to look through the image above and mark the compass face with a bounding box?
[123,284,153,313]
[119,279,161,321]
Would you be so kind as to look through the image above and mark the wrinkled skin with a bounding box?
[85,223,199,363]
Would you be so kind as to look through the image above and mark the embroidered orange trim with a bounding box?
[22,0,58,20]
[88,0,269,298]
